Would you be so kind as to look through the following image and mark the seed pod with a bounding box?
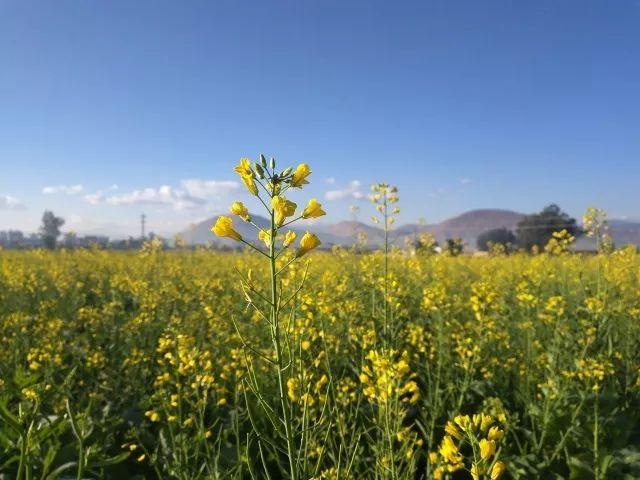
[281,167,292,178]
[255,163,265,179]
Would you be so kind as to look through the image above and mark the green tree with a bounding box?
[476,228,516,252]
[39,210,65,249]
[516,204,578,251]
[444,237,465,256]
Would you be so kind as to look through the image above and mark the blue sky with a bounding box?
[1,0,639,237]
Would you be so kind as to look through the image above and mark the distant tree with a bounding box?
[516,204,579,251]
[476,228,517,252]
[39,210,65,249]
[444,237,465,256]
[63,231,77,249]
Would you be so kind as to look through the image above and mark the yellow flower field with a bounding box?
[1,247,640,479]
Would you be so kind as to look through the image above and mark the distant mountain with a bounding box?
[428,209,525,247]
[181,209,527,249]
[314,221,386,244]
[608,219,640,247]
[179,209,640,250]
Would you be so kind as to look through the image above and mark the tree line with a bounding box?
[477,204,580,252]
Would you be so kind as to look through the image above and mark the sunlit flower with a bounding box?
[290,163,311,187]
[302,198,326,219]
[479,438,496,460]
[234,158,258,195]
[491,461,505,479]
[272,196,297,226]
[230,201,250,221]
[258,229,272,247]
[283,231,297,248]
[296,232,321,257]
[211,216,242,241]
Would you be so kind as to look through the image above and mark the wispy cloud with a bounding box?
[325,177,336,185]
[459,177,473,185]
[181,179,240,198]
[86,179,240,211]
[325,180,364,201]
[106,185,206,210]
[43,184,84,195]
[84,193,104,205]
[83,184,119,205]
[0,195,25,210]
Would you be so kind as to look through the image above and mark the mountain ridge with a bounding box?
[180,208,640,249]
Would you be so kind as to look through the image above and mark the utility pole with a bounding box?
[141,213,146,240]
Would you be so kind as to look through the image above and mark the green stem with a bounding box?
[270,207,298,480]
[17,433,27,480]
[594,390,600,480]
[384,197,389,344]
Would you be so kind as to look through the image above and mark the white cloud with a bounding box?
[181,179,240,198]
[325,180,364,201]
[43,184,84,195]
[106,185,206,210]
[0,195,25,210]
[325,177,336,185]
[83,184,120,205]
[460,178,472,185]
[85,180,237,210]
[84,193,104,205]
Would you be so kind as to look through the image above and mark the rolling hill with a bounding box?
[180,209,526,249]
[180,209,640,250]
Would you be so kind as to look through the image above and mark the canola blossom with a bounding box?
[1,160,639,479]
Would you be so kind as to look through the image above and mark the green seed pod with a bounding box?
[260,153,267,169]
[254,163,265,179]
[270,157,276,169]
[280,167,292,178]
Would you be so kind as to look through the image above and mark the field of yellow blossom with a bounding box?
[1,246,640,479]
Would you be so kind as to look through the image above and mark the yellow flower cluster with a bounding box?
[211,156,325,258]
[370,183,399,230]
[360,350,419,405]
[432,413,506,480]
[544,229,575,255]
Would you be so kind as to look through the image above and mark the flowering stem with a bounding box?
[269,203,298,480]
[383,194,389,344]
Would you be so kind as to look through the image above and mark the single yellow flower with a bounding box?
[296,231,321,257]
[302,198,326,219]
[454,415,471,431]
[491,461,505,479]
[240,175,258,196]
[439,435,462,464]
[479,438,496,460]
[290,163,311,187]
[283,231,297,248]
[144,410,160,422]
[271,196,297,226]
[234,158,258,195]
[471,463,480,480]
[487,426,504,441]
[211,216,242,241]
[230,201,250,221]
[445,421,462,440]
[258,230,272,247]
[234,157,253,177]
